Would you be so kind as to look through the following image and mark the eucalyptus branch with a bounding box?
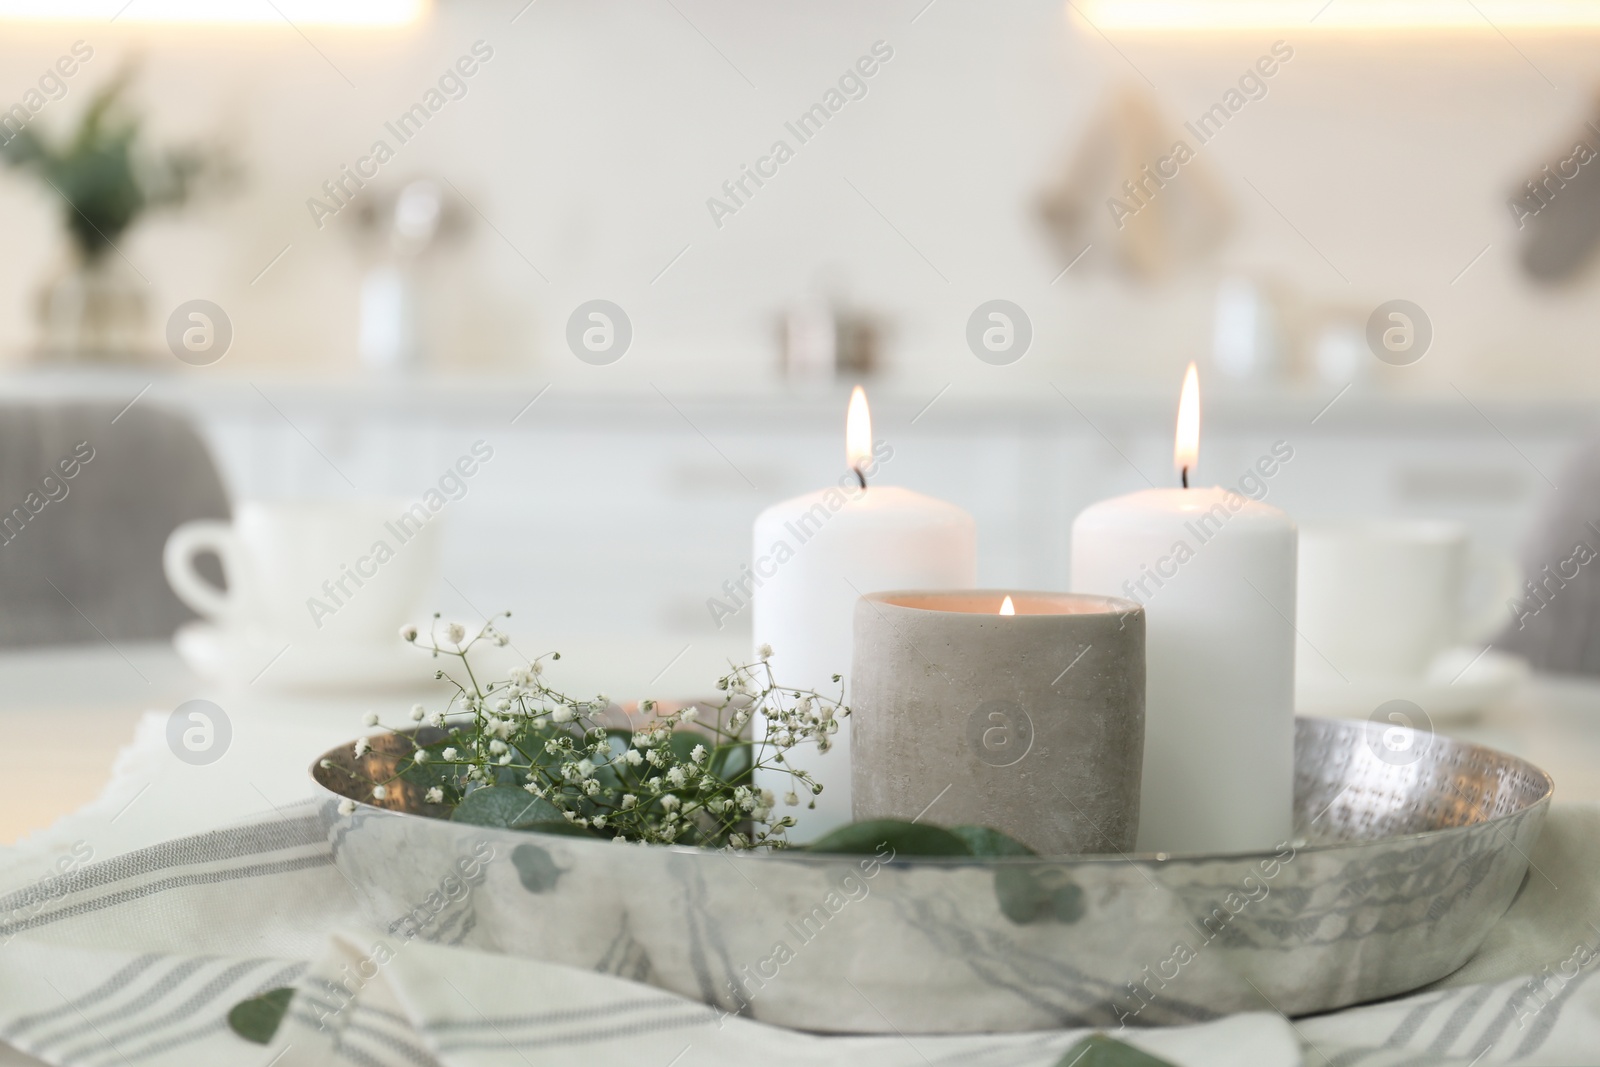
[333,615,849,851]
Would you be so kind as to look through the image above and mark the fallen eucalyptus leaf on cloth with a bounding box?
[226,987,294,1045]
[1054,1032,1178,1066]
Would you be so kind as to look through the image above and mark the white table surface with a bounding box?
[1,639,1594,853]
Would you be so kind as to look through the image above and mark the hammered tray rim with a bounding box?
[310,714,1554,867]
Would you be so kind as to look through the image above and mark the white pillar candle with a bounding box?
[752,388,976,840]
[1069,365,1296,854]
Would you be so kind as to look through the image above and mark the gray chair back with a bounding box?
[1495,434,1600,676]
[0,401,230,647]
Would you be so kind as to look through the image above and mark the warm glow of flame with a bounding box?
[999,596,1016,616]
[846,386,873,477]
[1174,362,1200,481]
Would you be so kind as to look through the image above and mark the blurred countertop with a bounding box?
[0,368,1595,436]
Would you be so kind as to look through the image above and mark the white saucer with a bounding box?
[1295,645,1530,722]
[174,622,433,693]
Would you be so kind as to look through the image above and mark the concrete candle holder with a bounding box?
[850,590,1145,855]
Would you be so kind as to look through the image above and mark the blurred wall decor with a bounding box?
[1038,87,1232,283]
[1513,93,1600,286]
[0,62,232,362]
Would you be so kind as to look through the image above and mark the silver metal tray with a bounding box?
[311,716,1552,1033]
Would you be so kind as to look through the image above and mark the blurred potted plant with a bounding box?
[0,67,230,362]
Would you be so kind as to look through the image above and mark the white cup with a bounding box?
[164,499,440,647]
[1297,520,1513,680]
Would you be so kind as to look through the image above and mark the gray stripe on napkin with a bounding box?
[63,957,274,1060]
[0,813,326,913]
[1425,982,1497,1055]
[30,957,213,1054]
[109,961,308,1065]
[1512,966,1600,1058]
[436,1007,716,1054]
[0,853,334,939]
[0,953,159,1039]
[426,996,698,1032]
[340,1018,441,1067]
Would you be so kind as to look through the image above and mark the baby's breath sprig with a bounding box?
[341,615,848,850]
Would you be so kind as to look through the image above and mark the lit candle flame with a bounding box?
[999,595,1016,616]
[1174,362,1200,486]
[846,385,872,486]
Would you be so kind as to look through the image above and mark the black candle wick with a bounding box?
[854,466,867,489]
[1181,466,1189,489]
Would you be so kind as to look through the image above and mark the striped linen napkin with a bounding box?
[0,802,1597,1067]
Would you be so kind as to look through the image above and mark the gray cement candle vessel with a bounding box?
[851,590,1145,854]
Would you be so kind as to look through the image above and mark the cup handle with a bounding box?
[1460,547,1522,642]
[163,520,241,623]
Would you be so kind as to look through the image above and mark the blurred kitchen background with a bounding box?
[1,0,1598,654]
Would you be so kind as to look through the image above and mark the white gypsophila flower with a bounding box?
[640,698,656,713]
[646,748,667,767]
[428,712,444,728]
[372,785,388,800]
[660,794,681,811]
[338,799,356,815]
[415,750,429,764]
[583,779,600,796]
[498,754,513,766]
[612,835,627,844]
[690,744,707,764]
[594,692,609,706]
[489,740,507,755]
[494,633,510,647]
[551,707,574,724]
[752,806,769,822]
[446,622,467,645]
[679,707,698,722]
[729,833,749,849]
[319,759,332,769]
[621,794,638,809]
[576,758,595,778]
[400,624,418,642]
[785,792,799,806]
[496,699,512,713]
[758,643,773,660]
[353,738,371,758]
[531,660,544,676]
[624,749,643,766]
[362,711,379,727]
[592,815,606,828]
[760,788,775,807]
[425,787,444,804]
[509,667,530,685]
[409,705,425,722]
[442,747,458,761]
[667,766,686,788]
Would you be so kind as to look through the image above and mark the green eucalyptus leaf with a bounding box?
[450,786,561,829]
[1052,1033,1176,1066]
[710,741,752,787]
[950,825,1037,857]
[807,819,971,857]
[227,987,294,1045]
[995,866,1086,925]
